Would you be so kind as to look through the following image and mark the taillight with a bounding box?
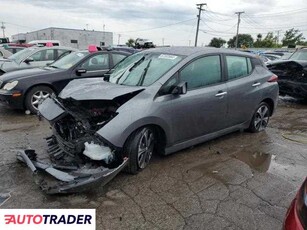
[296,179,307,229]
[268,74,278,82]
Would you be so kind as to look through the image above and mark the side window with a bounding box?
[30,50,45,61]
[112,54,127,66]
[57,50,71,60]
[179,55,222,90]
[226,56,252,80]
[159,75,179,96]
[81,53,109,71]
[30,50,54,61]
[44,49,55,61]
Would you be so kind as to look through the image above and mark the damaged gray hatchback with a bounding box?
[18,47,279,194]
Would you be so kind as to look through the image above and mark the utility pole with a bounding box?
[86,24,89,30]
[189,40,191,46]
[276,30,281,45]
[194,3,206,47]
[117,34,121,45]
[162,38,164,46]
[1,22,5,38]
[235,11,244,49]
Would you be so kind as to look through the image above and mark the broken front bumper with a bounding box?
[17,149,128,194]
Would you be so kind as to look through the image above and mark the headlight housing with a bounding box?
[3,81,19,90]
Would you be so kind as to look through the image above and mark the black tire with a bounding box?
[124,127,155,174]
[248,102,271,133]
[25,85,54,114]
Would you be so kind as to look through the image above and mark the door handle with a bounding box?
[252,82,261,87]
[215,91,227,97]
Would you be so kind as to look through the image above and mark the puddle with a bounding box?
[282,131,307,144]
[232,151,272,172]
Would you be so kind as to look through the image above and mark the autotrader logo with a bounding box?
[0,209,95,230]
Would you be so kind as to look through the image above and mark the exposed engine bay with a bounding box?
[16,90,142,194]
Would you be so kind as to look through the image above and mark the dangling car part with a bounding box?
[17,149,128,194]
[17,47,278,194]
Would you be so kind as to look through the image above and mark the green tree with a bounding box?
[253,33,263,48]
[262,32,277,47]
[282,28,305,46]
[227,34,254,48]
[208,37,226,48]
[126,38,135,47]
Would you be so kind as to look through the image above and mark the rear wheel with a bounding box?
[124,127,155,174]
[249,102,271,133]
[25,86,54,114]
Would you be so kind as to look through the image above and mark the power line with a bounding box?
[200,20,237,34]
[116,18,194,33]
[247,8,307,18]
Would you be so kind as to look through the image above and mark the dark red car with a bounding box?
[284,178,307,230]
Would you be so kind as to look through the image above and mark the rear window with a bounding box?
[226,56,253,80]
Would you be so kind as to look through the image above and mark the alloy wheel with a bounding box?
[254,105,270,131]
[31,91,50,110]
[137,128,154,169]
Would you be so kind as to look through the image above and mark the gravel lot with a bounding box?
[0,97,306,229]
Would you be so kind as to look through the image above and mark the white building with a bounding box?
[12,27,113,49]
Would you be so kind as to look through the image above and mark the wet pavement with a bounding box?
[0,97,307,229]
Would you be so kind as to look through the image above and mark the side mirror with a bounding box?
[171,81,187,95]
[24,57,34,64]
[76,69,87,76]
[103,73,111,81]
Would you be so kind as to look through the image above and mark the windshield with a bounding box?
[109,52,183,86]
[50,51,89,70]
[290,50,307,61]
[8,47,37,63]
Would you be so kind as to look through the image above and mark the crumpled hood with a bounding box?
[0,67,57,82]
[59,78,145,100]
[267,59,307,68]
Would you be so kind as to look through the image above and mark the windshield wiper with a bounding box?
[137,59,152,86]
[115,56,146,84]
[49,65,59,69]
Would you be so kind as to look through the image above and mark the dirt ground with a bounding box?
[0,97,306,230]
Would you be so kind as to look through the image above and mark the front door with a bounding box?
[157,55,228,145]
[20,49,55,69]
[72,53,110,79]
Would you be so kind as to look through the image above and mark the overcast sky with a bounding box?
[1,0,307,46]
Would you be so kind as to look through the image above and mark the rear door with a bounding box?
[157,55,228,144]
[224,55,262,126]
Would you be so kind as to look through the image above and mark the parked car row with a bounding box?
[0,45,130,113]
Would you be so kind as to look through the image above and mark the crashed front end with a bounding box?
[17,93,130,194]
[267,60,307,98]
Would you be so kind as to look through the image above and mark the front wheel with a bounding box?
[124,127,155,174]
[249,102,271,133]
[25,86,54,114]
